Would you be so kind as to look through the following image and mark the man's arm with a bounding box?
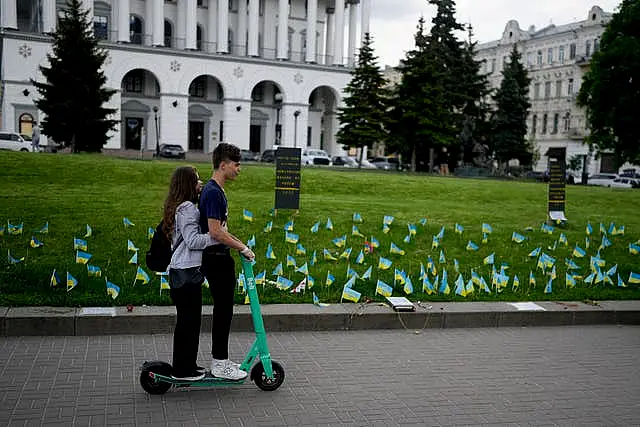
[207,219,247,251]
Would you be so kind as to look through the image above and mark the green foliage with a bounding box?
[491,45,532,165]
[336,33,389,162]
[31,0,117,153]
[577,0,640,166]
[1,152,639,306]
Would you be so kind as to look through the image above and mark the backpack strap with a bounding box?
[171,234,184,254]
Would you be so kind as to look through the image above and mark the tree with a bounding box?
[491,45,532,167]
[32,0,117,152]
[336,33,389,166]
[577,0,640,166]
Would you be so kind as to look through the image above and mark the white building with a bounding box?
[476,5,626,175]
[0,0,372,155]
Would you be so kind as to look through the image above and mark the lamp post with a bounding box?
[153,106,159,158]
[293,110,301,148]
[274,93,283,146]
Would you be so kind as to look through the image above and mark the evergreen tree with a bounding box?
[491,45,532,166]
[578,0,640,166]
[336,33,389,166]
[31,0,117,152]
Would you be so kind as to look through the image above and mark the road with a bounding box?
[1,325,639,426]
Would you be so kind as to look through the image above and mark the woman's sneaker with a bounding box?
[171,370,205,381]
[211,359,248,380]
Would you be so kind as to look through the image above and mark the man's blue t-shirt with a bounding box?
[199,179,228,244]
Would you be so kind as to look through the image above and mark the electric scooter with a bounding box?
[139,257,285,394]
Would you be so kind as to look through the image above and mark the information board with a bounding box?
[546,147,567,222]
[275,148,301,210]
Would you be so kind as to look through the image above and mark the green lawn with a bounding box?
[1,151,639,307]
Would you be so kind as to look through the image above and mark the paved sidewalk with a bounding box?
[1,325,639,426]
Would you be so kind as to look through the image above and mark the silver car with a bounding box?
[0,131,32,152]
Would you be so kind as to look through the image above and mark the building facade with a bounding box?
[475,5,625,175]
[0,0,372,155]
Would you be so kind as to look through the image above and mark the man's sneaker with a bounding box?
[171,371,205,381]
[211,359,248,380]
[195,365,206,375]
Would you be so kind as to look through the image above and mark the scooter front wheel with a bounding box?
[250,360,285,391]
[140,361,173,395]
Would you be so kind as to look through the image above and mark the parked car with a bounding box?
[261,149,276,163]
[157,144,186,159]
[369,156,405,171]
[586,174,618,187]
[302,149,331,166]
[610,178,639,189]
[0,131,32,152]
[241,149,260,162]
[332,156,358,167]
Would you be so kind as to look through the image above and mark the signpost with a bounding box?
[546,147,567,223]
[274,147,301,212]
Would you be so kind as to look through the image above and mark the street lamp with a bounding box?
[274,93,283,146]
[293,110,301,148]
[153,106,159,158]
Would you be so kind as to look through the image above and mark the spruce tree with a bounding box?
[491,45,532,167]
[336,33,389,166]
[31,0,117,152]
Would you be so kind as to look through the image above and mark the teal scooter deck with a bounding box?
[139,257,285,394]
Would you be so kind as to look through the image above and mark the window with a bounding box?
[544,81,551,99]
[547,47,553,64]
[568,78,574,95]
[130,15,143,45]
[17,0,41,33]
[594,38,600,53]
[307,126,312,147]
[552,113,559,134]
[585,40,591,57]
[556,80,562,98]
[228,29,233,52]
[542,113,548,134]
[196,25,202,51]
[228,0,237,12]
[534,83,541,100]
[219,121,224,142]
[569,43,576,59]
[123,70,143,93]
[19,113,34,136]
[558,45,565,63]
[531,115,537,135]
[189,76,206,98]
[164,20,173,47]
[527,52,534,66]
[94,15,109,40]
[537,50,542,65]
[251,85,263,102]
[563,113,571,132]
[491,58,496,73]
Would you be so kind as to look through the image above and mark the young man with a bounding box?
[199,143,255,380]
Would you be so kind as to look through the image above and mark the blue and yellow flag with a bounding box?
[482,223,493,234]
[572,245,586,258]
[512,232,526,243]
[160,274,170,293]
[67,272,78,292]
[37,222,48,234]
[454,275,465,296]
[629,272,640,284]
[565,273,576,288]
[541,223,554,234]
[585,237,591,249]
[353,212,363,223]
[347,265,358,280]
[74,238,88,251]
[313,292,329,307]
[436,226,445,240]
[332,235,347,248]
[419,263,427,280]
[599,223,607,235]
[341,286,361,303]
[482,233,488,244]
[286,254,297,268]
[383,215,394,226]
[87,264,102,277]
[263,221,273,233]
[85,224,92,238]
[453,259,460,273]
[135,266,150,284]
[128,252,138,265]
[480,277,491,293]
[483,253,495,265]
[618,274,627,288]
[584,272,596,284]
[607,222,616,234]
[295,262,309,275]
[8,222,24,235]
[471,270,482,286]
[295,243,306,255]
[283,220,294,232]
[30,236,44,248]
[390,243,405,256]
[127,240,138,252]
[422,276,434,294]
[147,227,155,239]
[369,236,380,249]
[355,250,365,264]
[266,243,276,260]
[439,250,446,264]
[272,262,284,276]
[544,278,553,294]
[382,223,391,234]
[246,235,256,249]
[466,241,479,251]
[512,275,520,291]
[285,231,299,244]
[326,218,333,230]
[243,209,254,222]
[276,276,294,290]
[344,275,357,289]
[123,217,135,228]
[326,271,335,286]
[352,225,364,237]
[606,264,617,277]
[439,269,450,294]
[76,250,92,264]
[310,250,317,266]
[419,218,427,226]
[559,233,568,246]
[255,271,266,286]
[586,222,593,236]
[106,280,120,299]
[599,235,612,250]
[455,224,464,235]
[0,226,4,236]
[376,280,393,297]
[404,275,414,295]
[340,247,353,260]
[361,265,372,281]
[311,221,320,233]
[465,279,475,296]
[529,271,536,286]
[403,234,411,244]
[323,248,338,261]
[378,256,392,270]
[408,223,417,236]
[613,225,625,236]
[529,247,541,258]
[394,268,405,285]
[432,235,440,248]
[565,258,581,270]
[630,243,640,255]
[50,269,61,287]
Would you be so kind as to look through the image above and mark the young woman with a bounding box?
[163,166,215,381]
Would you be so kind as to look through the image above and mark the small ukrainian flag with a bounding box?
[341,286,361,303]
[30,236,44,248]
[50,269,61,287]
[106,280,120,299]
[378,257,392,270]
[127,240,138,252]
[67,272,78,292]
[243,209,254,222]
[128,252,138,265]
[87,265,102,277]
[326,271,335,286]
[266,243,276,260]
[74,238,88,251]
[310,222,320,233]
[123,217,135,228]
[76,250,92,264]
[135,266,150,284]
[285,232,299,244]
[390,243,405,256]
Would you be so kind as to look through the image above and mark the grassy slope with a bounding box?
[1,151,639,306]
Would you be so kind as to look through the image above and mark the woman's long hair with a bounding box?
[162,166,199,239]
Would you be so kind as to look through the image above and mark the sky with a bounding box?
[369,0,622,67]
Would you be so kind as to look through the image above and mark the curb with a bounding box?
[2,301,639,336]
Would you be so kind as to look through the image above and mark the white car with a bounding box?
[587,174,618,187]
[0,131,32,152]
[301,149,331,166]
[610,178,639,189]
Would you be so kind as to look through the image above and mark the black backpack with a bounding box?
[146,221,182,272]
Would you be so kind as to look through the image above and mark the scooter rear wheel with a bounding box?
[140,362,173,395]
[250,360,285,391]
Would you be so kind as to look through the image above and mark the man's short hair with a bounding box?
[212,143,241,169]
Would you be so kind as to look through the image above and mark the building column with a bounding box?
[185,0,197,49]
[160,95,189,150]
[347,1,358,67]
[42,0,57,33]
[333,0,345,66]
[145,0,154,45]
[277,0,288,59]
[177,0,186,49]
[118,0,130,42]
[152,0,164,46]
[207,0,217,52]
[305,0,318,63]
[0,1,18,29]
[248,0,260,56]
[237,0,248,55]
[360,0,370,42]
[325,7,334,65]
[223,99,251,150]
[280,104,309,148]
[217,0,229,53]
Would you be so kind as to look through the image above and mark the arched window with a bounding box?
[531,115,537,136]
[228,29,234,52]
[196,25,203,51]
[18,0,41,33]
[164,20,173,47]
[19,113,34,137]
[130,15,143,45]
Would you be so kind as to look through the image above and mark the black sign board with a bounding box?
[275,148,301,210]
[546,147,567,222]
